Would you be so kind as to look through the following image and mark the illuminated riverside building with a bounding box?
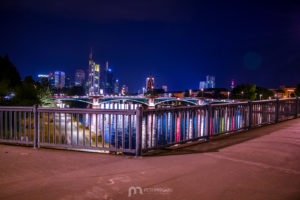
[146,73,154,92]
[88,49,100,95]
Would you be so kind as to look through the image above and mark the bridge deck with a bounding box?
[0,118,300,200]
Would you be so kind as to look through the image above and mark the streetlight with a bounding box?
[201,88,204,97]
[228,91,230,99]
[259,94,262,100]
[241,91,244,98]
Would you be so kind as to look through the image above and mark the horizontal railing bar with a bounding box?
[0,106,33,111]
[39,143,135,153]
[0,139,34,145]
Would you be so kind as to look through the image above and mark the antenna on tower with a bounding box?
[89,47,93,60]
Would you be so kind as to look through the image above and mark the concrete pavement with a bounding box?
[0,118,300,200]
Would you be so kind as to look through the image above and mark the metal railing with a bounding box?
[139,97,299,153]
[0,97,299,156]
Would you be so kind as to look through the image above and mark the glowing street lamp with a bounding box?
[201,88,204,97]
[259,94,262,100]
[228,91,230,99]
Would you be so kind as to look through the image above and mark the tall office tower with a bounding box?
[206,75,215,88]
[114,79,119,94]
[48,72,55,88]
[162,85,168,92]
[121,85,128,95]
[199,81,206,90]
[54,71,65,88]
[65,75,72,88]
[105,65,115,94]
[146,73,154,92]
[74,69,85,86]
[230,80,235,90]
[88,49,100,95]
[37,74,49,86]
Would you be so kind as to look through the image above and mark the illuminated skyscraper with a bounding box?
[199,81,206,90]
[146,73,154,92]
[54,71,65,89]
[88,49,100,95]
[230,80,235,90]
[74,69,85,86]
[162,85,168,92]
[206,75,215,88]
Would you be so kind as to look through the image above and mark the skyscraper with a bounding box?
[48,72,55,88]
[65,75,72,88]
[114,79,119,94]
[88,49,100,95]
[74,69,85,86]
[199,81,206,90]
[162,85,168,92]
[206,75,215,88]
[146,73,154,92]
[54,71,65,88]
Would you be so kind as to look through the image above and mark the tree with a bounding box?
[184,90,190,97]
[231,84,256,100]
[37,86,55,107]
[255,86,274,100]
[12,76,40,106]
[0,55,21,98]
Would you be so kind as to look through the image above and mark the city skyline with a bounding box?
[1,0,300,92]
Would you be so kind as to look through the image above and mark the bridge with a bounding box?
[52,95,232,108]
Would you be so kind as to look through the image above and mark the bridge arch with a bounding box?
[154,99,198,106]
[98,98,149,106]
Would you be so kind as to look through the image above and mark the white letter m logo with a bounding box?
[128,186,143,197]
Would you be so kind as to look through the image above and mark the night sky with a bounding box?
[1,0,300,92]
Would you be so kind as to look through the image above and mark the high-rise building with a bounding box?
[37,74,49,86]
[74,69,85,86]
[146,73,154,92]
[230,80,235,90]
[206,75,215,88]
[54,71,65,88]
[199,81,206,90]
[88,49,100,95]
[121,85,128,95]
[48,72,55,88]
[65,75,72,88]
[162,85,168,92]
[114,79,119,94]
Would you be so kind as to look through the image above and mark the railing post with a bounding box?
[275,98,279,123]
[33,105,39,149]
[248,100,252,130]
[207,103,212,139]
[295,97,299,118]
[135,106,143,156]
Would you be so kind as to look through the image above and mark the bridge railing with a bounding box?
[0,97,299,156]
[139,97,299,153]
[0,106,137,154]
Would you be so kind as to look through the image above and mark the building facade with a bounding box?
[146,74,154,92]
[88,50,100,95]
[74,69,85,86]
